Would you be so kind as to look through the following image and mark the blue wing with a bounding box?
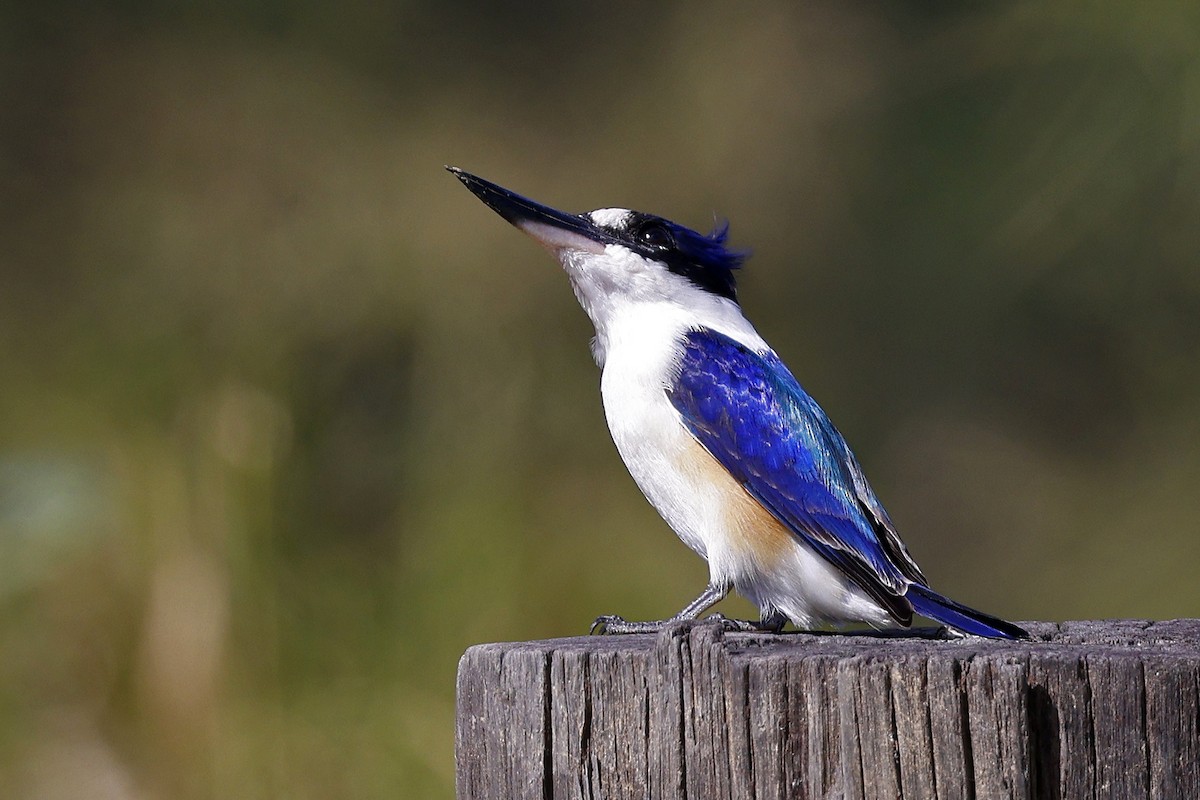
[667,328,927,623]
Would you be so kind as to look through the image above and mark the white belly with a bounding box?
[602,381,717,560]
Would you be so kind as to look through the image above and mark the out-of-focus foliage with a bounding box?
[1,2,1198,797]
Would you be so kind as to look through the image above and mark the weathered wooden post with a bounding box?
[456,619,1200,799]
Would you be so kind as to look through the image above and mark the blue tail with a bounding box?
[906,584,1029,640]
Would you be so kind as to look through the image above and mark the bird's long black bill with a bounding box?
[446,166,609,254]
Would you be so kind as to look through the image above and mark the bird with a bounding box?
[448,166,1029,640]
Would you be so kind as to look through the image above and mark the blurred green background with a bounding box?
[2,1,1199,797]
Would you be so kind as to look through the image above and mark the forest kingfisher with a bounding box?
[449,166,1028,640]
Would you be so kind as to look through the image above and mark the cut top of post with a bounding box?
[456,620,1200,800]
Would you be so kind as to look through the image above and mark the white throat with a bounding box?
[558,247,759,367]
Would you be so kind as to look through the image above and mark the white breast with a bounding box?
[598,301,762,568]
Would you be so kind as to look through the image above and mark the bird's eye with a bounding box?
[638,222,675,249]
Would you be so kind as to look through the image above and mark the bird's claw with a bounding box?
[592,612,782,635]
[590,615,654,635]
[704,612,774,632]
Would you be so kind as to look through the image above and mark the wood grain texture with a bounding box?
[456,620,1200,799]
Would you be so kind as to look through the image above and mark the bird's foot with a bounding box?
[590,615,673,635]
[704,612,786,633]
[591,612,786,635]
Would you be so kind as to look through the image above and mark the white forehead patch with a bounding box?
[587,208,632,229]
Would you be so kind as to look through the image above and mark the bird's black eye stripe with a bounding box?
[617,211,744,303]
